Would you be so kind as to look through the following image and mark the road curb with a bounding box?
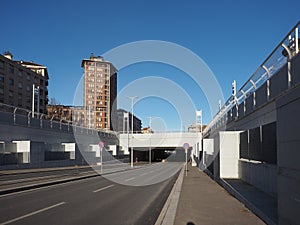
[0,173,100,195]
[155,165,185,225]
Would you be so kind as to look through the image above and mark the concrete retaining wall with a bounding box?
[276,83,300,225]
[239,159,277,197]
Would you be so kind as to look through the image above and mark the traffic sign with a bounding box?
[99,141,105,148]
[183,142,189,150]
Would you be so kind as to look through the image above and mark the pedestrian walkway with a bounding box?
[173,164,266,225]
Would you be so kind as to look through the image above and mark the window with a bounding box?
[18,82,23,89]
[0,88,4,94]
[8,78,14,85]
[40,79,43,85]
[0,75,4,83]
[18,70,23,77]
[0,60,4,69]
[9,65,14,74]
[26,85,30,92]
[9,90,13,98]
[27,74,31,80]
[37,69,43,75]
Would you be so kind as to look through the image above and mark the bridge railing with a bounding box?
[204,21,300,137]
[0,102,117,137]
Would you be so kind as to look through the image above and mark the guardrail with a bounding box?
[0,102,117,137]
[204,21,300,137]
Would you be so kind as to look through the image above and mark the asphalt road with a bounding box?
[0,163,182,225]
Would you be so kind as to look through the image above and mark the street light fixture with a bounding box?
[127,96,138,168]
[146,116,159,165]
[32,84,40,118]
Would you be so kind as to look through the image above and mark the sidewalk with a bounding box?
[172,164,266,225]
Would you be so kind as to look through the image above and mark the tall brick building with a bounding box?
[81,54,117,131]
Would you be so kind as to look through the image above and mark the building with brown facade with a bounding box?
[0,52,49,114]
[46,105,73,121]
[81,54,117,131]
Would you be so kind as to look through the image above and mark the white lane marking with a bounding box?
[1,202,66,225]
[93,184,114,193]
[139,173,148,176]
[125,177,135,182]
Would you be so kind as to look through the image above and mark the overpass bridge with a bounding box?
[119,132,202,162]
[119,132,201,150]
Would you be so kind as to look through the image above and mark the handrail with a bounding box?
[204,21,300,136]
[0,102,115,135]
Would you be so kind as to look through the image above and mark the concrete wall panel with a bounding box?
[291,52,300,85]
[239,160,277,197]
[276,84,300,225]
[270,65,288,99]
[256,83,268,108]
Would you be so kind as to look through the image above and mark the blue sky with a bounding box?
[1,0,299,131]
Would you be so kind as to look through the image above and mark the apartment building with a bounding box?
[0,52,49,114]
[81,54,117,131]
[116,109,142,133]
[46,105,72,121]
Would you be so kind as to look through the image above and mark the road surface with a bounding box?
[0,162,182,225]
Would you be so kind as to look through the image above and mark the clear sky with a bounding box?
[1,0,299,131]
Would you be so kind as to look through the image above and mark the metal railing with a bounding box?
[204,21,300,136]
[0,102,117,137]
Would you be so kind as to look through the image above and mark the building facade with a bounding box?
[188,123,206,132]
[0,52,49,114]
[46,105,72,121]
[141,127,153,134]
[81,54,117,131]
[116,109,142,133]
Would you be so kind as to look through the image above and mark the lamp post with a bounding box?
[147,116,159,164]
[32,84,40,118]
[123,112,129,157]
[127,96,138,168]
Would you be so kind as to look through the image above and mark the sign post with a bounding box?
[99,141,105,174]
[183,142,190,176]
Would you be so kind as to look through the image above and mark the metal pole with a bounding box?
[101,147,103,174]
[131,100,134,167]
[185,149,187,176]
[296,27,299,54]
[127,114,129,159]
[37,86,40,116]
[149,135,151,164]
[127,96,138,168]
[148,116,152,165]
[32,84,35,118]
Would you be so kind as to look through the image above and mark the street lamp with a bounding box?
[147,116,159,164]
[127,96,138,168]
[32,84,40,118]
